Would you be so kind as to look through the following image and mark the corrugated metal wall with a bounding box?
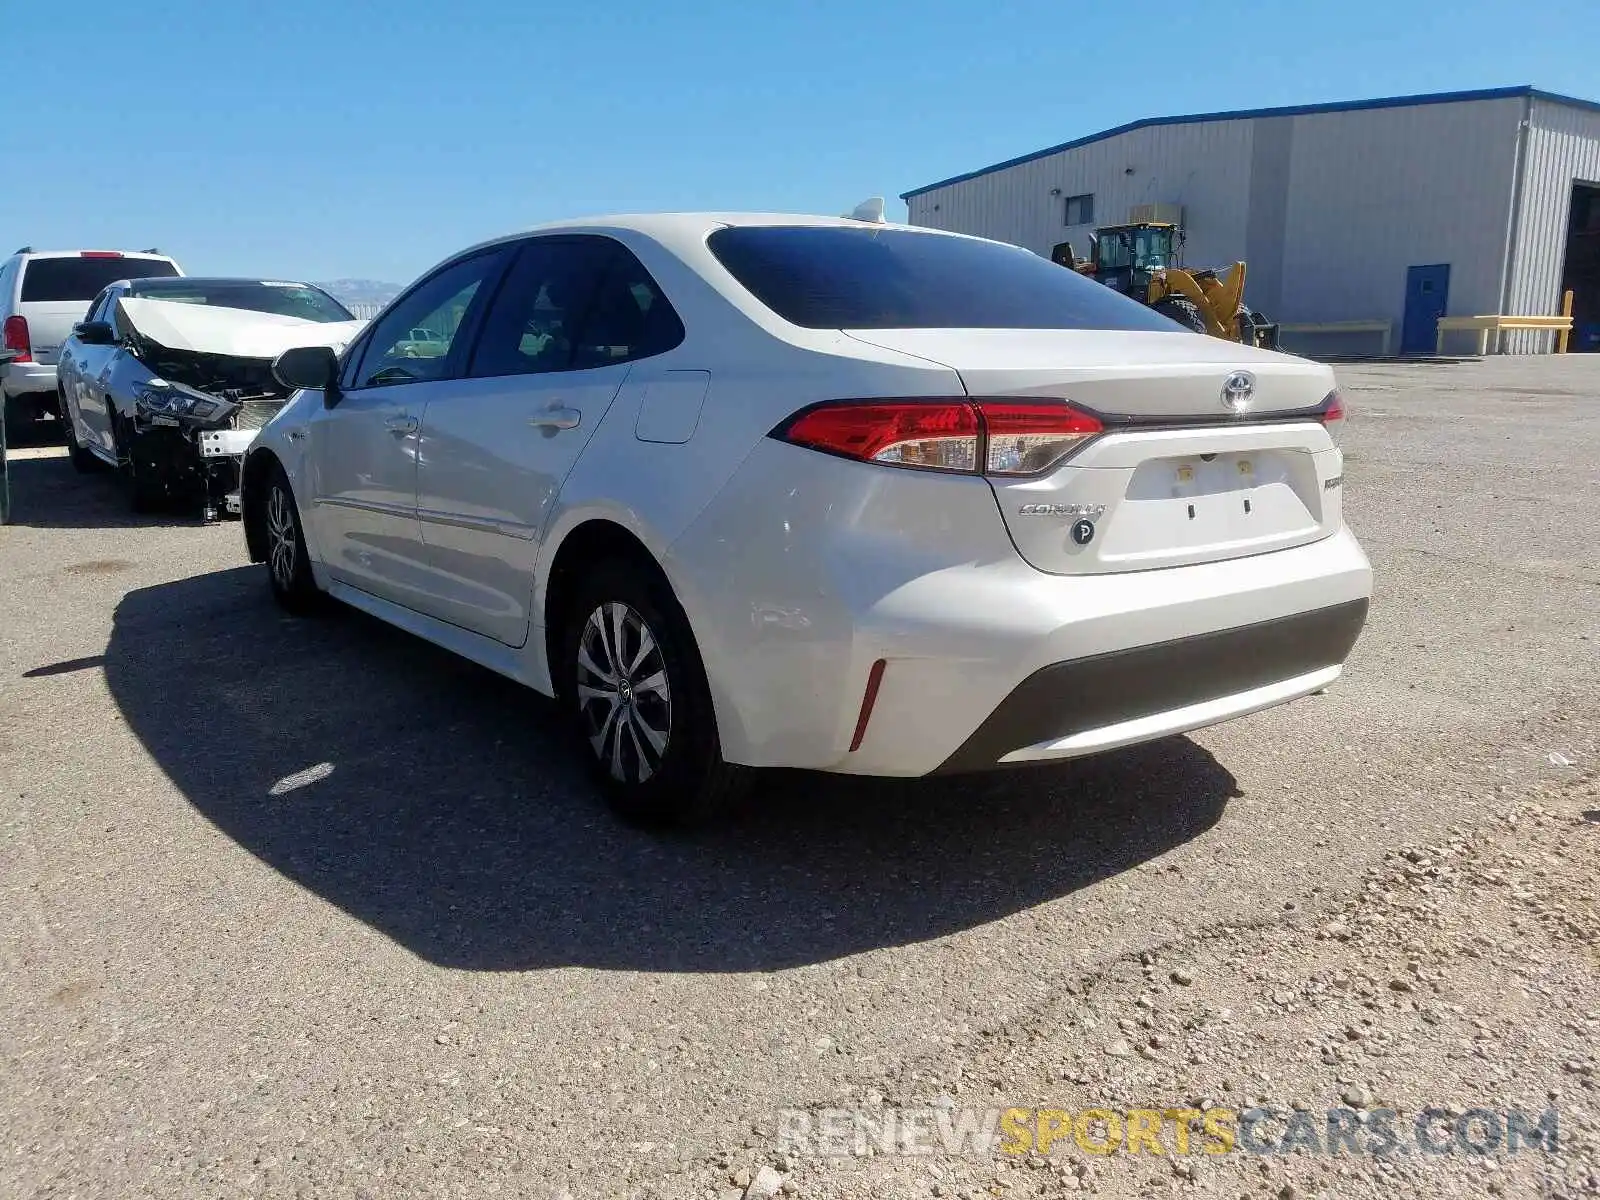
[905,119,1255,272]
[907,96,1564,354]
[1277,98,1524,344]
[1505,99,1600,351]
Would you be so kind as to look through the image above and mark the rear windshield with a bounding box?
[706,226,1182,331]
[20,256,179,302]
[126,279,353,323]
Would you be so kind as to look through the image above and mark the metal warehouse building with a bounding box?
[902,86,1600,355]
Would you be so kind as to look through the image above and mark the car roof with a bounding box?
[11,249,175,261]
[453,211,983,258]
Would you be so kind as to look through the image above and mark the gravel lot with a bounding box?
[3,356,1597,1199]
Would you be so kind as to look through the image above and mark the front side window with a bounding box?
[84,288,113,326]
[707,225,1181,332]
[352,251,506,388]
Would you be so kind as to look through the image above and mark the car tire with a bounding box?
[112,414,163,512]
[558,558,748,828]
[1152,295,1210,336]
[61,400,101,474]
[261,463,323,615]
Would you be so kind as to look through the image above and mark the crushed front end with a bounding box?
[112,295,365,522]
[130,366,290,522]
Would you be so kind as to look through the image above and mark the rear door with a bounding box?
[845,328,1344,574]
[18,254,180,366]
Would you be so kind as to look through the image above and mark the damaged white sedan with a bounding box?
[56,277,365,518]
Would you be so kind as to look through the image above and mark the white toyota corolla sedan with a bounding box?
[243,212,1371,825]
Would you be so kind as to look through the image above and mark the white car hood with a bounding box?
[117,297,367,359]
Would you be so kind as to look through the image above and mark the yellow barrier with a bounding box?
[1278,321,1393,356]
[1435,313,1575,355]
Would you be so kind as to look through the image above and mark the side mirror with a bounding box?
[272,345,340,397]
[74,320,116,346]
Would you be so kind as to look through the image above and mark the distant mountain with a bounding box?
[313,278,404,306]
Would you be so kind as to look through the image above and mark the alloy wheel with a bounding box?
[575,601,672,783]
[266,485,298,591]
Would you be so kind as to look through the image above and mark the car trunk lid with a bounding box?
[843,328,1344,575]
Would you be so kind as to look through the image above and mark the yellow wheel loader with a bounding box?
[1051,222,1280,350]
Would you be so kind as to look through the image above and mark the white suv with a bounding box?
[244,213,1371,826]
[0,247,182,434]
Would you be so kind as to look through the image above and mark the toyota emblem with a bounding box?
[1221,371,1255,413]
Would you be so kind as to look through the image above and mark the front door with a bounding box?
[307,248,509,608]
[64,288,120,451]
[1401,263,1450,354]
[412,236,687,645]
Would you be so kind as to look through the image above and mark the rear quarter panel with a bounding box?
[530,228,971,718]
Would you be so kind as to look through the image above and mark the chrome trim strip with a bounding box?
[312,496,414,519]
[417,506,536,540]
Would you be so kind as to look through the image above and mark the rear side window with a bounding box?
[468,239,611,378]
[20,256,179,302]
[571,244,684,369]
[706,226,1181,332]
[469,238,685,378]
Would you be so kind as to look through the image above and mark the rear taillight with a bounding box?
[979,400,1104,476]
[79,251,124,258]
[774,398,1103,477]
[3,315,31,363]
[779,399,979,472]
[1319,389,1345,444]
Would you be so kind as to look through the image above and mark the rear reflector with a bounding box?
[774,398,1103,477]
[2,315,31,363]
[848,659,888,752]
[79,251,124,258]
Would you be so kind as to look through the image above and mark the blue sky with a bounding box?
[3,0,1593,285]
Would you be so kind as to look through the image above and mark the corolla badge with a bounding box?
[1221,370,1256,412]
[1017,502,1106,518]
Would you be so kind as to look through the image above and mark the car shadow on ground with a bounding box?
[1,444,214,529]
[91,566,1242,973]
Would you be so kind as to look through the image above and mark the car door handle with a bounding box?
[384,414,419,435]
[528,406,581,430]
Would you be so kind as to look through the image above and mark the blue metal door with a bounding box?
[1401,264,1451,354]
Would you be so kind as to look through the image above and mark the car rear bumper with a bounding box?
[672,435,1373,776]
[933,598,1367,773]
[821,524,1371,776]
[1,362,58,401]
